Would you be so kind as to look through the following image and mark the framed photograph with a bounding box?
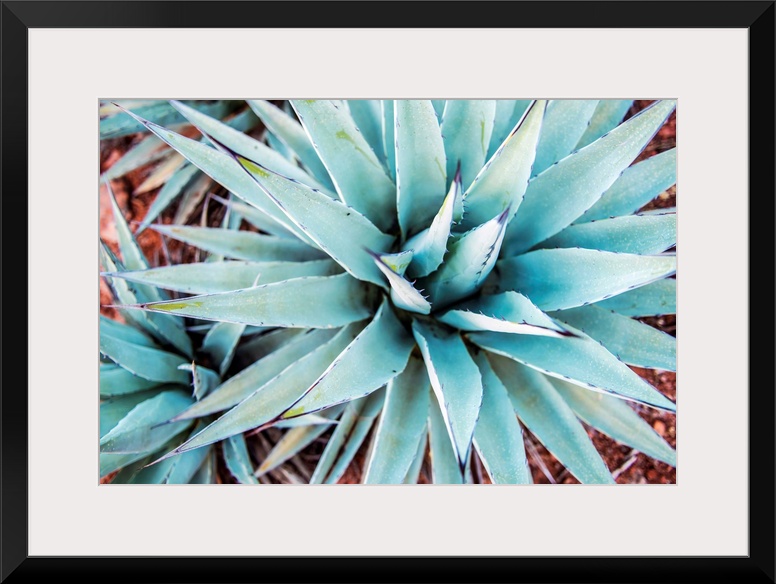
[4,1,773,582]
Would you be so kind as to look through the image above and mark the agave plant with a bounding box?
[100,98,677,484]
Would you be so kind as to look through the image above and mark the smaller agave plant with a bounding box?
[100,98,677,484]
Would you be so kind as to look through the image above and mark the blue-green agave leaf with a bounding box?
[189,449,218,484]
[99,333,190,384]
[403,430,429,484]
[504,100,677,255]
[427,395,463,484]
[487,100,526,159]
[100,389,194,454]
[178,362,221,400]
[272,413,336,429]
[100,437,180,479]
[234,156,395,287]
[209,193,297,239]
[100,364,161,397]
[395,100,447,237]
[137,164,200,232]
[175,329,337,421]
[170,100,329,192]
[100,315,156,347]
[468,330,676,411]
[247,99,335,190]
[256,405,346,477]
[575,99,634,150]
[172,172,212,226]
[101,134,170,181]
[412,319,483,469]
[202,321,246,376]
[368,250,431,315]
[236,326,308,362]
[431,99,445,120]
[376,250,413,276]
[223,433,259,484]
[281,300,415,418]
[577,148,676,223]
[551,377,676,466]
[381,100,396,181]
[100,100,231,139]
[423,208,509,309]
[363,356,431,484]
[309,397,366,484]
[439,100,497,190]
[438,291,568,337]
[535,212,676,255]
[550,304,676,371]
[149,224,326,263]
[594,278,676,316]
[132,273,375,328]
[471,352,531,484]
[347,100,387,166]
[126,424,211,484]
[324,388,386,484]
[105,258,341,295]
[166,323,363,456]
[532,100,599,176]
[489,355,615,484]
[497,248,677,311]
[116,107,313,243]
[100,389,165,438]
[403,168,462,278]
[291,99,397,231]
[460,100,546,229]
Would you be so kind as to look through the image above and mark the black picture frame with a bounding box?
[2,1,774,582]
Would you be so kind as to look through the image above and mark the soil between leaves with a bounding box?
[99,100,677,485]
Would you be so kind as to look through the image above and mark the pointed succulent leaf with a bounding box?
[99,333,190,384]
[403,431,429,484]
[100,364,161,397]
[550,304,676,371]
[412,319,483,469]
[368,251,431,315]
[247,99,335,189]
[170,100,329,192]
[505,100,677,254]
[594,277,676,316]
[427,395,463,484]
[460,100,546,229]
[174,329,338,421]
[133,154,186,195]
[376,250,413,276]
[150,224,326,262]
[423,208,509,309]
[394,100,447,237]
[271,413,336,429]
[487,100,532,159]
[209,193,297,239]
[440,100,497,190]
[100,389,164,438]
[282,300,415,418]
[234,156,395,287]
[100,315,156,347]
[132,273,375,329]
[100,438,179,479]
[256,405,346,477]
[172,172,212,225]
[291,99,397,231]
[403,168,462,278]
[532,100,599,176]
[167,323,363,455]
[489,355,615,484]
[202,321,246,376]
[468,330,676,411]
[115,108,313,243]
[381,100,397,181]
[160,440,211,484]
[575,99,634,150]
[497,248,677,311]
[236,326,308,362]
[105,259,341,295]
[438,291,568,337]
[222,433,259,484]
[309,398,366,484]
[577,147,677,223]
[188,449,217,484]
[551,377,676,466]
[178,362,221,400]
[137,164,200,232]
[471,352,531,484]
[363,357,431,484]
[347,99,387,166]
[101,134,170,181]
[100,390,194,453]
[100,100,231,139]
[536,212,676,255]
[324,388,386,484]
[431,99,445,120]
